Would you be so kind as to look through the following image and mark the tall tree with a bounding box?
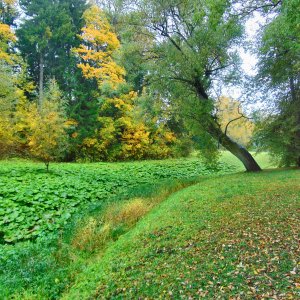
[253,0,300,166]
[120,0,261,171]
[73,5,176,161]
[17,0,88,104]
[73,5,125,89]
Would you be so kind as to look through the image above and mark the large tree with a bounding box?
[253,0,300,166]
[73,5,177,161]
[120,0,261,171]
[17,0,88,104]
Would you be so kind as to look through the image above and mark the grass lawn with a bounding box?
[1,152,291,299]
[63,169,300,299]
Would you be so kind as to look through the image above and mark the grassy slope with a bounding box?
[0,152,276,298]
[64,169,300,299]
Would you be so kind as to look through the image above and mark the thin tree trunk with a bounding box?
[289,76,300,167]
[39,54,44,107]
[207,118,262,172]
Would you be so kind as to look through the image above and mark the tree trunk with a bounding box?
[193,81,262,172]
[289,76,300,167]
[207,118,262,172]
[39,54,44,107]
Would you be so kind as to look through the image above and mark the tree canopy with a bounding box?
[0,0,299,169]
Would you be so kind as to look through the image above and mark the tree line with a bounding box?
[0,0,299,170]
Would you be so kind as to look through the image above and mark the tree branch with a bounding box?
[224,105,252,136]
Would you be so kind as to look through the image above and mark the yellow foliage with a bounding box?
[73,7,178,161]
[82,137,98,147]
[164,131,177,143]
[1,0,16,6]
[14,86,69,167]
[0,117,16,156]
[0,23,16,64]
[217,97,255,147]
[121,123,151,159]
[0,23,15,42]
[64,119,78,128]
[73,5,125,89]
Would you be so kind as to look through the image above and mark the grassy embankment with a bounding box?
[63,168,300,299]
[2,152,293,299]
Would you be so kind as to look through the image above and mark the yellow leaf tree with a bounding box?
[74,5,160,161]
[0,0,17,64]
[73,5,125,89]
[19,80,69,170]
[0,11,23,156]
[0,64,18,156]
[217,97,254,147]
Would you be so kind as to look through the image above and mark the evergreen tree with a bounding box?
[17,0,88,104]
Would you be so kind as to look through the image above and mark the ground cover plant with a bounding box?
[0,152,266,244]
[63,169,300,299]
[0,153,269,298]
[0,176,199,299]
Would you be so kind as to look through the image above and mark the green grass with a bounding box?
[62,169,300,299]
[0,152,280,299]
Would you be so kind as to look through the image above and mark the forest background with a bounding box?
[0,0,299,169]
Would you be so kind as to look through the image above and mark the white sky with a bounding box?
[220,12,266,105]
[241,12,264,76]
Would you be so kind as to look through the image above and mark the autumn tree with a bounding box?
[21,80,69,170]
[217,97,254,147]
[73,5,125,89]
[73,5,175,161]
[0,64,18,156]
[0,0,16,64]
[0,7,22,157]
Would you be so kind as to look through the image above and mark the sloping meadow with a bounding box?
[0,153,273,298]
[64,169,300,299]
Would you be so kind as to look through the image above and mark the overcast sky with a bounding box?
[220,12,267,107]
[241,12,265,76]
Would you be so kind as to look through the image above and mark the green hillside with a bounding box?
[1,154,297,299]
[63,169,300,299]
